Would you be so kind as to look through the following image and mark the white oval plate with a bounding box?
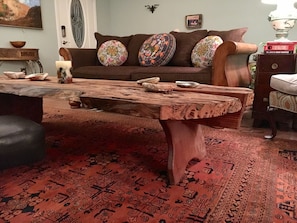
[175,81,199,88]
[3,71,26,79]
[25,73,49,81]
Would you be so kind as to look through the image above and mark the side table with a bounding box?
[252,53,297,128]
[0,48,43,73]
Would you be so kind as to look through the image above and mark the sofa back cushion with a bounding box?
[169,30,208,67]
[138,33,176,66]
[94,32,132,49]
[125,34,152,65]
[207,27,248,42]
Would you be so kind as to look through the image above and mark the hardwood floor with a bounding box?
[240,106,297,141]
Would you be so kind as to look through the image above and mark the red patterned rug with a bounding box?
[0,104,297,223]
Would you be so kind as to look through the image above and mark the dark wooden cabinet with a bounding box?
[252,53,297,127]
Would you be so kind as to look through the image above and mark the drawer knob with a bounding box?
[263,97,268,102]
[271,63,278,70]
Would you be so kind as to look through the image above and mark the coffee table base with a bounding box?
[160,120,206,185]
[0,94,43,123]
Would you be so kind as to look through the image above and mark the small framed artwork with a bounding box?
[185,14,202,29]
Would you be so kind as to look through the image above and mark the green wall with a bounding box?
[0,0,296,75]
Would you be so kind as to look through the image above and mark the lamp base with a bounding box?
[271,19,296,41]
[274,35,290,42]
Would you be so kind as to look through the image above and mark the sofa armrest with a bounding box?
[59,47,98,69]
[212,41,258,87]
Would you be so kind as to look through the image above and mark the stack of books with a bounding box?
[264,41,297,54]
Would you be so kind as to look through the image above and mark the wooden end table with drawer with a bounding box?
[252,53,297,128]
[0,48,43,73]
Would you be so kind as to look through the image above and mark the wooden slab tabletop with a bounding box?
[0,77,244,120]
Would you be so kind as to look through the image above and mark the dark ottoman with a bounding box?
[0,115,45,170]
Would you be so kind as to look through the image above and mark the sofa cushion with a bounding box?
[130,66,211,83]
[191,36,223,68]
[72,66,134,80]
[270,74,297,95]
[72,65,212,84]
[94,32,132,50]
[208,27,248,42]
[97,40,128,66]
[125,34,153,66]
[138,33,176,66]
[169,30,208,66]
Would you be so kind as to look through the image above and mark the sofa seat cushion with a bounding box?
[269,91,297,113]
[270,74,297,95]
[169,30,208,66]
[191,36,223,68]
[130,66,211,83]
[97,40,128,66]
[72,66,136,80]
[72,65,211,83]
[138,33,176,66]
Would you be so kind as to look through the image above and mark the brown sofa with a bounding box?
[59,28,258,87]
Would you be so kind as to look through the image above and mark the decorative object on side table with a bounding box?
[10,41,26,48]
[261,0,297,41]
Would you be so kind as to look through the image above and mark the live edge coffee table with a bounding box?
[0,77,253,185]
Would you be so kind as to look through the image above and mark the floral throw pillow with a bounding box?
[138,33,176,66]
[97,40,128,66]
[191,36,223,68]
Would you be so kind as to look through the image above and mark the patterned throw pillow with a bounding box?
[97,40,128,66]
[191,36,223,68]
[138,33,176,66]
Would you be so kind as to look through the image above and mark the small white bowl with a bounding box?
[175,81,199,88]
[25,73,49,81]
[3,71,26,79]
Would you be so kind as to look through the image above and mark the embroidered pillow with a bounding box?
[138,33,176,66]
[97,40,128,66]
[191,36,223,68]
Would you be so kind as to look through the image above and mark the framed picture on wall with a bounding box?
[0,0,43,29]
[185,14,202,29]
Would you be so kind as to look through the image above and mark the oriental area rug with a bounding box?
[0,99,297,223]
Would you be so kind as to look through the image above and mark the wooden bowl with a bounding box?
[10,41,26,48]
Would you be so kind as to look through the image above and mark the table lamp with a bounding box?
[262,0,297,41]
